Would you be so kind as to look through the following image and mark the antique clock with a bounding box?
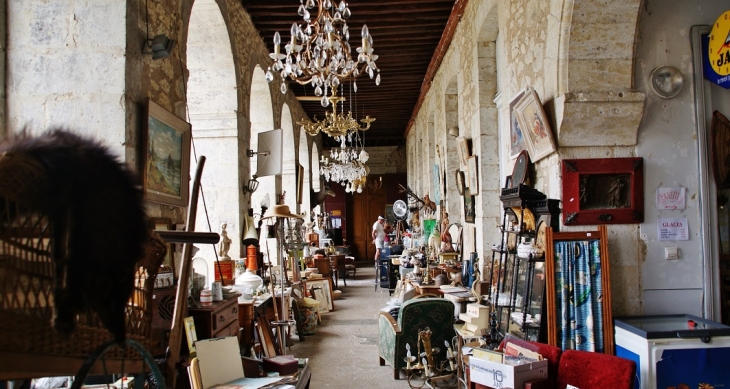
[709,10,730,76]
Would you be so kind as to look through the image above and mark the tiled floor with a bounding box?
[288,265,411,388]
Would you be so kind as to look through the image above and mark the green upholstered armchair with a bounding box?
[378,295,456,379]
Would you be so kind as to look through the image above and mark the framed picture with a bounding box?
[455,170,465,195]
[545,225,614,354]
[183,316,198,355]
[464,195,475,223]
[467,156,478,195]
[306,279,334,312]
[514,87,556,162]
[561,157,644,225]
[150,217,175,277]
[385,203,395,223]
[256,318,278,357]
[143,99,192,207]
[457,137,470,167]
[296,163,305,204]
[509,88,527,158]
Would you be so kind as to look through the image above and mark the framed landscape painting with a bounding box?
[143,99,192,207]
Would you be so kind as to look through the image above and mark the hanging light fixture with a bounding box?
[297,89,375,141]
[265,0,380,98]
[319,130,370,193]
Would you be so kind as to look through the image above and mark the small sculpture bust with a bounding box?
[219,223,231,259]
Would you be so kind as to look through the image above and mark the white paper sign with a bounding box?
[658,218,689,241]
[656,187,686,210]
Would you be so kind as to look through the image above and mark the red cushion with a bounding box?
[556,349,636,389]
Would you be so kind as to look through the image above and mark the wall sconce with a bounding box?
[650,65,684,99]
[243,175,259,194]
[143,34,176,60]
[448,126,459,137]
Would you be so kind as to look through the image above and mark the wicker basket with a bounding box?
[0,152,165,363]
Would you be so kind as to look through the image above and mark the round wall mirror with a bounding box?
[511,150,530,188]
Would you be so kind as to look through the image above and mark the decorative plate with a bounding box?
[511,150,530,188]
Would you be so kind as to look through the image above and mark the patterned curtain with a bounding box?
[554,239,604,352]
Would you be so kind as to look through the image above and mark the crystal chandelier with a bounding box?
[320,131,370,193]
[265,0,380,98]
[297,89,375,142]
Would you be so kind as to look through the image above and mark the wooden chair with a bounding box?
[313,254,333,279]
[329,254,346,288]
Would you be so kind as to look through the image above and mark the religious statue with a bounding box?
[440,229,454,253]
[608,177,626,208]
[441,212,450,235]
[219,223,231,260]
[428,227,441,259]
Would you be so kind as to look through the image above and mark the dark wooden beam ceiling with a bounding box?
[241,0,460,148]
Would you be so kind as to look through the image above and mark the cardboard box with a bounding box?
[472,347,504,363]
[469,356,547,389]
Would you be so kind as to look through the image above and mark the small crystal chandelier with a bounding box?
[320,131,370,193]
[265,0,380,97]
[297,89,375,142]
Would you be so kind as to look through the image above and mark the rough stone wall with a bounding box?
[7,0,129,153]
[406,0,646,316]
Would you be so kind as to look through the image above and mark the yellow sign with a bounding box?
[709,10,730,76]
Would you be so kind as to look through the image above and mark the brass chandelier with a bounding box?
[265,0,380,100]
[296,89,375,141]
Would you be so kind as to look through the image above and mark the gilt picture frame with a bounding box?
[514,88,556,162]
[143,99,192,207]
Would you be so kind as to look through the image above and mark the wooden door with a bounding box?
[351,188,386,262]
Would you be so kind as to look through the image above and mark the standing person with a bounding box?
[372,215,385,261]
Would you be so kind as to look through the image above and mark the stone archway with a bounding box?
[187,0,240,262]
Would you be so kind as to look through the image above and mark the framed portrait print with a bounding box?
[455,170,465,195]
[561,157,644,225]
[509,88,527,158]
[514,87,556,162]
[143,99,192,207]
[457,137,470,167]
[464,195,475,223]
[467,156,478,195]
